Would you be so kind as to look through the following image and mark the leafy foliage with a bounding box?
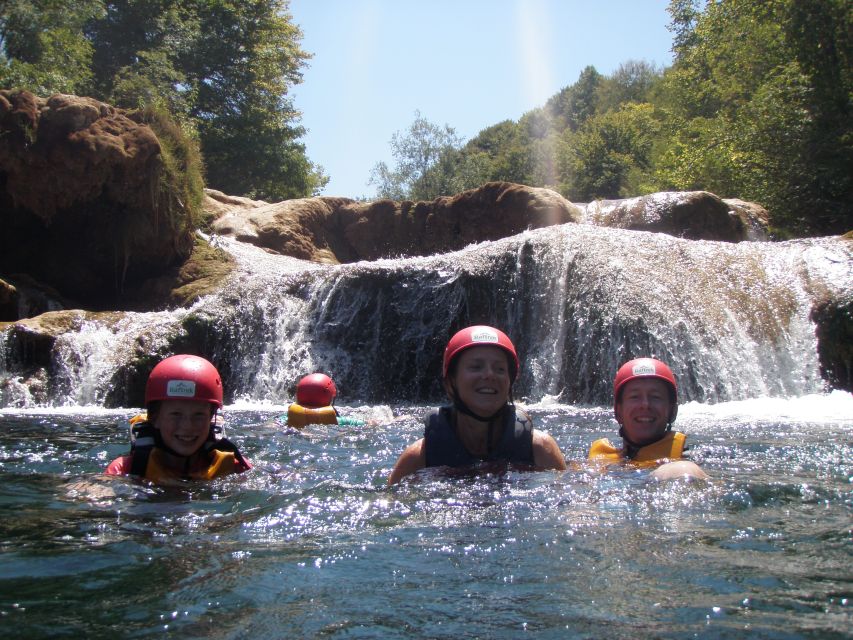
[371,0,850,237]
[1,0,325,201]
[0,0,103,94]
[564,103,662,201]
[655,0,852,235]
[369,111,473,201]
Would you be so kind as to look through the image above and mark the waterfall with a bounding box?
[1,224,849,408]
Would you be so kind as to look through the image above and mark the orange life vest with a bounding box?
[588,431,687,468]
[142,447,243,482]
[119,414,250,482]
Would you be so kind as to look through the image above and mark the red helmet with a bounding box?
[145,354,223,408]
[613,357,678,419]
[442,325,519,380]
[296,373,337,407]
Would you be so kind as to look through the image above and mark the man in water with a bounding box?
[588,357,707,480]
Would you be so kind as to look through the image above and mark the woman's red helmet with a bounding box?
[144,354,223,408]
[613,357,678,421]
[296,373,337,407]
[442,325,519,381]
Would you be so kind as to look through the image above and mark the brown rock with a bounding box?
[202,188,268,223]
[0,278,16,321]
[0,275,70,322]
[582,191,769,241]
[3,310,114,368]
[345,182,582,260]
[812,296,853,392]
[723,199,771,241]
[0,90,200,311]
[211,181,582,263]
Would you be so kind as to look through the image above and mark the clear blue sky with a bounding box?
[288,0,675,199]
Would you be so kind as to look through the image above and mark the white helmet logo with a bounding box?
[471,328,499,343]
[631,361,656,376]
[167,380,197,397]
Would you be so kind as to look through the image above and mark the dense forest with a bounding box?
[2,0,850,237]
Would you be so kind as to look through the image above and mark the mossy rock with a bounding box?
[132,237,236,310]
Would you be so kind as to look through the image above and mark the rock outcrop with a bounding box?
[0,89,215,314]
[209,181,583,263]
[207,185,772,266]
[581,191,770,241]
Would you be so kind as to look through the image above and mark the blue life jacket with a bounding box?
[423,405,534,468]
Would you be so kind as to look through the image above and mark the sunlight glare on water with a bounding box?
[0,393,850,638]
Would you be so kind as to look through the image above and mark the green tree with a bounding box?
[657,0,852,235]
[545,65,602,132]
[465,120,533,185]
[89,0,325,200]
[3,0,324,201]
[596,60,662,112]
[84,0,193,115]
[562,103,661,201]
[0,0,104,94]
[369,111,467,201]
[184,0,325,199]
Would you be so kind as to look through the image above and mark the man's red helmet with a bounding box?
[613,357,678,421]
[296,373,337,407]
[145,354,223,408]
[442,325,519,381]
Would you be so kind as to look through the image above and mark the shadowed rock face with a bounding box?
[0,90,196,311]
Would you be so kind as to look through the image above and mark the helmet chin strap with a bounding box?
[618,421,673,457]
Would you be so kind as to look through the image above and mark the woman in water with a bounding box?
[388,325,566,484]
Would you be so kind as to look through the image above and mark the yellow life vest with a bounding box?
[588,431,686,468]
[286,403,338,428]
[143,447,241,482]
[126,413,248,482]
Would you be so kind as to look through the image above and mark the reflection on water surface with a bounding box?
[0,396,850,639]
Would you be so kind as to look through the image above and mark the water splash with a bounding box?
[1,225,850,407]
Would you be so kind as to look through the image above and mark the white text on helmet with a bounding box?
[471,329,499,343]
[166,380,197,397]
[631,361,656,376]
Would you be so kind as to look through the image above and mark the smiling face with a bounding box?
[444,345,512,417]
[615,378,673,446]
[153,399,214,456]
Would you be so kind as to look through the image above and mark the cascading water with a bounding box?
[0,224,849,408]
[211,224,846,405]
[1,226,851,639]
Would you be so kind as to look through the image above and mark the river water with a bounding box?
[1,393,850,639]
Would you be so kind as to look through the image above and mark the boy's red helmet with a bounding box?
[442,325,519,381]
[296,373,337,407]
[144,355,223,408]
[613,357,678,419]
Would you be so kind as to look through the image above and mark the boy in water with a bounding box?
[105,354,251,483]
